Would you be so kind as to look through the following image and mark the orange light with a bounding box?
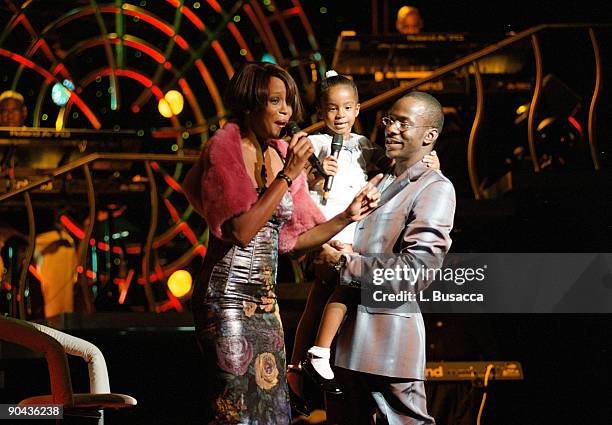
[167,270,192,298]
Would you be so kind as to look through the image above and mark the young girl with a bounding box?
[289,71,440,404]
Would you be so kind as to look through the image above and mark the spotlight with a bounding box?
[158,90,184,118]
[167,269,192,298]
[51,79,75,107]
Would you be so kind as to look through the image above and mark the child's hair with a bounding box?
[317,70,359,108]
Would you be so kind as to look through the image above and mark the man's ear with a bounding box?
[423,127,439,146]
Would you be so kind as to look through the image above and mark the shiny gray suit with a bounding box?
[329,160,455,424]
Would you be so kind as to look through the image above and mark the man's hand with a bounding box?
[343,174,384,222]
[313,243,342,265]
[329,240,353,253]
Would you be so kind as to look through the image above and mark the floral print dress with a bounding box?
[193,192,293,425]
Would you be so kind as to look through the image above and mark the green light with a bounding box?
[313,52,322,61]
[171,144,179,151]
[193,2,200,8]
[135,51,142,58]
[139,0,146,6]
[95,76,102,83]
[107,87,114,94]
[24,289,29,297]
[133,17,140,23]
[72,112,79,119]
[137,129,145,136]
[239,49,247,56]
[42,114,48,121]
[320,6,327,13]
[181,131,189,139]
[113,258,121,265]
[7,293,11,300]
[210,124,217,131]
[263,0,270,5]
[96,91,103,97]
[233,15,241,22]
[92,246,97,277]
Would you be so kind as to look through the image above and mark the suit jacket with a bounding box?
[334,160,456,379]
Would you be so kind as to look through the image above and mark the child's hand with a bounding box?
[422,150,441,172]
[322,156,338,176]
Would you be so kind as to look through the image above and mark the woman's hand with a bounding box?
[422,150,441,171]
[343,174,384,222]
[322,156,338,176]
[284,131,314,180]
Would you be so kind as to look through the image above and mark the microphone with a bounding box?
[286,121,327,176]
[323,133,343,202]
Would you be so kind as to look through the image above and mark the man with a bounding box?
[325,92,456,424]
[396,5,424,35]
[0,90,27,127]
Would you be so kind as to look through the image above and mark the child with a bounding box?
[289,71,440,402]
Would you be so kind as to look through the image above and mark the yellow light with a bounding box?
[55,107,65,130]
[167,270,192,298]
[158,90,184,118]
[516,104,529,115]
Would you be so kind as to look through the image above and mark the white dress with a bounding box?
[308,132,373,244]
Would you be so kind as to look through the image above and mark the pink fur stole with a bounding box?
[181,123,325,253]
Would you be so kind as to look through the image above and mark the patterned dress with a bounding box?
[193,191,293,425]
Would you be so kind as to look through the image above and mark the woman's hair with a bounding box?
[223,62,304,125]
[317,70,359,108]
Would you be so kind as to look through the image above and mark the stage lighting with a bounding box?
[51,79,75,107]
[167,270,192,298]
[158,90,184,118]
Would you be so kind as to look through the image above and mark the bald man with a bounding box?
[324,92,455,424]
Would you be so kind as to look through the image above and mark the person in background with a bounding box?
[0,90,27,127]
[396,5,424,34]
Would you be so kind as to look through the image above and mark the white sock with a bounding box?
[307,346,334,379]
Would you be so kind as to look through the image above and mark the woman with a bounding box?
[182,62,381,424]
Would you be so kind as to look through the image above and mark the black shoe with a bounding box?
[300,360,343,395]
[287,364,311,417]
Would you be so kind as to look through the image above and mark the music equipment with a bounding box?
[0,126,143,174]
[425,361,524,381]
[332,32,531,97]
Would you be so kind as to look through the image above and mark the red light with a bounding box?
[174,35,188,50]
[60,215,85,239]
